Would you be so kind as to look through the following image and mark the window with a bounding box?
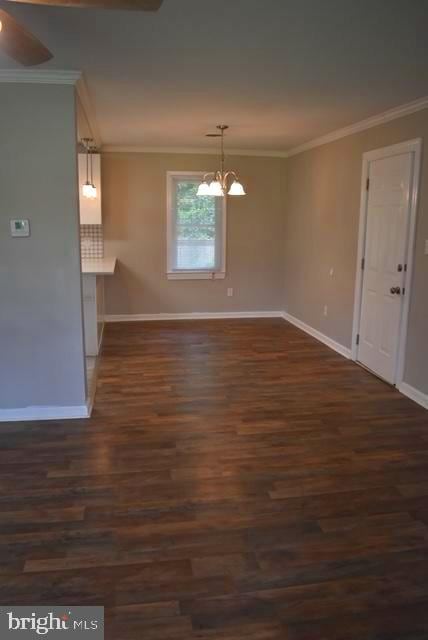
[167,172,226,280]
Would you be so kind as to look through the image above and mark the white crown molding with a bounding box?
[0,69,82,85]
[75,73,102,147]
[0,68,103,146]
[99,95,428,159]
[101,145,288,158]
[3,70,425,161]
[286,95,428,157]
[0,404,89,423]
[105,311,284,322]
[282,311,352,359]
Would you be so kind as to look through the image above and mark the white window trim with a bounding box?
[166,171,227,280]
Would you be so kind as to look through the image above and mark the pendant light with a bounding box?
[89,144,97,199]
[81,138,97,199]
[197,125,246,197]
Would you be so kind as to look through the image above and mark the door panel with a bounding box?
[357,152,412,383]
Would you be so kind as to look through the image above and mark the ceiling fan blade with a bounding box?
[0,9,52,65]
[6,0,163,9]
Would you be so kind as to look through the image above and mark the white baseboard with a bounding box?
[105,311,284,322]
[281,312,427,410]
[281,311,352,359]
[0,404,89,423]
[398,382,428,410]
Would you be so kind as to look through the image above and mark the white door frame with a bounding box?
[351,138,422,386]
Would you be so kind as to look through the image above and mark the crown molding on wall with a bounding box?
[2,70,426,160]
[0,68,102,146]
[101,145,289,158]
[102,94,428,159]
[286,95,428,157]
[0,69,82,84]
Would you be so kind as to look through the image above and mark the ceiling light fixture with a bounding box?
[81,138,97,199]
[197,125,246,197]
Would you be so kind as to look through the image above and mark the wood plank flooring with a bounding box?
[1,318,428,639]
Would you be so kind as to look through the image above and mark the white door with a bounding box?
[357,151,413,384]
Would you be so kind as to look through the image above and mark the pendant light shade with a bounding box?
[228,180,246,196]
[82,182,94,198]
[209,180,224,197]
[81,138,97,199]
[197,181,211,196]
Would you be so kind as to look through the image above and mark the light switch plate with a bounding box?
[10,219,30,237]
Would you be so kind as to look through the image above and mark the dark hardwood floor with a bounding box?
[1,319,428,639]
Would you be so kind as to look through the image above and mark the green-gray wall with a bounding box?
[0,83,86,411]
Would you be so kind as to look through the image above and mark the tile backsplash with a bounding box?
[80,225,104,258]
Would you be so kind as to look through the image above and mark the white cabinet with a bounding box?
[81,259,116,357]
[78,153,102,225]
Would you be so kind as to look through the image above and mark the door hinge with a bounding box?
[356,334,360,345]
[403,287,405,295]
[361,257,365,270]
[366,177,370,191]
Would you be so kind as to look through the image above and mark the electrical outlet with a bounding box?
[227,288,234,297]
[323,305,328,317]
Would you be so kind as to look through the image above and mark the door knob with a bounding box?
[390,286,401,295]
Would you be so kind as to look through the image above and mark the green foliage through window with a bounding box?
[176,181,216,239]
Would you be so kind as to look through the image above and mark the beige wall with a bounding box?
[0,84,86,410]
[284,109,428,395]
[102,152,285,314]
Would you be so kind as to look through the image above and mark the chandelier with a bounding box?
[197,125,246,197]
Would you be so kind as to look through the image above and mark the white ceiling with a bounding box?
[1,0,428,152]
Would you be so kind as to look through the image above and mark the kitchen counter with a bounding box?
[81,257,117,275]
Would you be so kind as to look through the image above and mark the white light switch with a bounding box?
[10,219,30,237]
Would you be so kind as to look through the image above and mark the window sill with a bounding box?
[167,271,226,281]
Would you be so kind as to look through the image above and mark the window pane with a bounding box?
[177,225,215,240]
[174,180,218,270]
[176,233,216,270]
[168,174,224,275]
[176,181,216,226]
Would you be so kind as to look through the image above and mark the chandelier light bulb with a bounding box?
[82,181,94,198]
[228,180,246,196]
[197,181,211,196]
[209,180,224,197]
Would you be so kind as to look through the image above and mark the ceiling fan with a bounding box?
[0,0,163,66]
